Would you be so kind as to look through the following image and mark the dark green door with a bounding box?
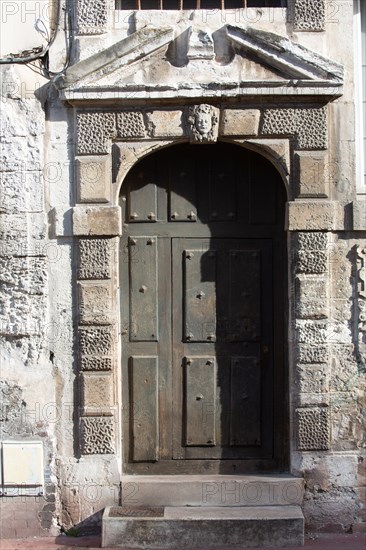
[120,143,287,474]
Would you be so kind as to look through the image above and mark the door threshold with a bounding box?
[121,473,304,508]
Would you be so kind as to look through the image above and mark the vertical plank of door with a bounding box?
[184,356,216,446]
[157,236,172,459]
[169,158,197,222]
[130,356,159,461]
[184,248,217,342]
[209,159,237,221]
[230,355,261,446]
[229,249,261,341]
[127,159,158,222]
[129,236,158,341]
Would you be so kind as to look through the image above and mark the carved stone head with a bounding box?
[187,104,219,143]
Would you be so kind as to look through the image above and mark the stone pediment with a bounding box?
[55,25,343,103]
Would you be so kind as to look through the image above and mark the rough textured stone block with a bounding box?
[288,201,342,231]
[296,364,328,394]
[297,345,328,364]
[77,112,115,155]
[81,373,113,414]
[78,238,112,280]
[80,417,114,454]
[295,276,328,319]
[295,152,328,197]
[76,156,111,203]
[296,250,327,274]
[296,232,328,251]
[296,407,330,450]
[79,326,114,356]
[78,282,113,325]
[220,109,260,137]
[73,206,121,236]
[116,112,146,139]
[293,0,325,32]
[261,107,327,150]
[297,321,327,345]
[80,356,113,371]
[77,0,108,35]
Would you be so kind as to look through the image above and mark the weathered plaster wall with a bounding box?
[0,65,58,536]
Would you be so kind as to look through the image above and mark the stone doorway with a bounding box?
[119,142,288,474]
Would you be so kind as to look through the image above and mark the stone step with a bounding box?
[121,474,304,507]
[102,505,305,548]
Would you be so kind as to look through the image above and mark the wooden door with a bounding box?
[120,143,287,474]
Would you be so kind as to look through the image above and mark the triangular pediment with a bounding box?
[55,24,343,103]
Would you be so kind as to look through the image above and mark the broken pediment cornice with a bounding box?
[55,26,174,89]
[55,23,343,103]
[226,25,344,85]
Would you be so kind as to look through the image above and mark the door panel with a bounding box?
[172,238,272,461]
[184,356,217,446]
[184,248,217,343]
[229,249,261,342]
[129,236,158,341]
[130,356,159,461]
[230,356,261,446]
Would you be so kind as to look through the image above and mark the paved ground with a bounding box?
[0,533,365,550]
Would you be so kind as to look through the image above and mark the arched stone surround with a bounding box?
[72,103,341,462]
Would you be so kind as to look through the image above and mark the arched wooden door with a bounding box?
[119,142,287,474]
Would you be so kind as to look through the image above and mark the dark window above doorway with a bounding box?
[116,0,286,10]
